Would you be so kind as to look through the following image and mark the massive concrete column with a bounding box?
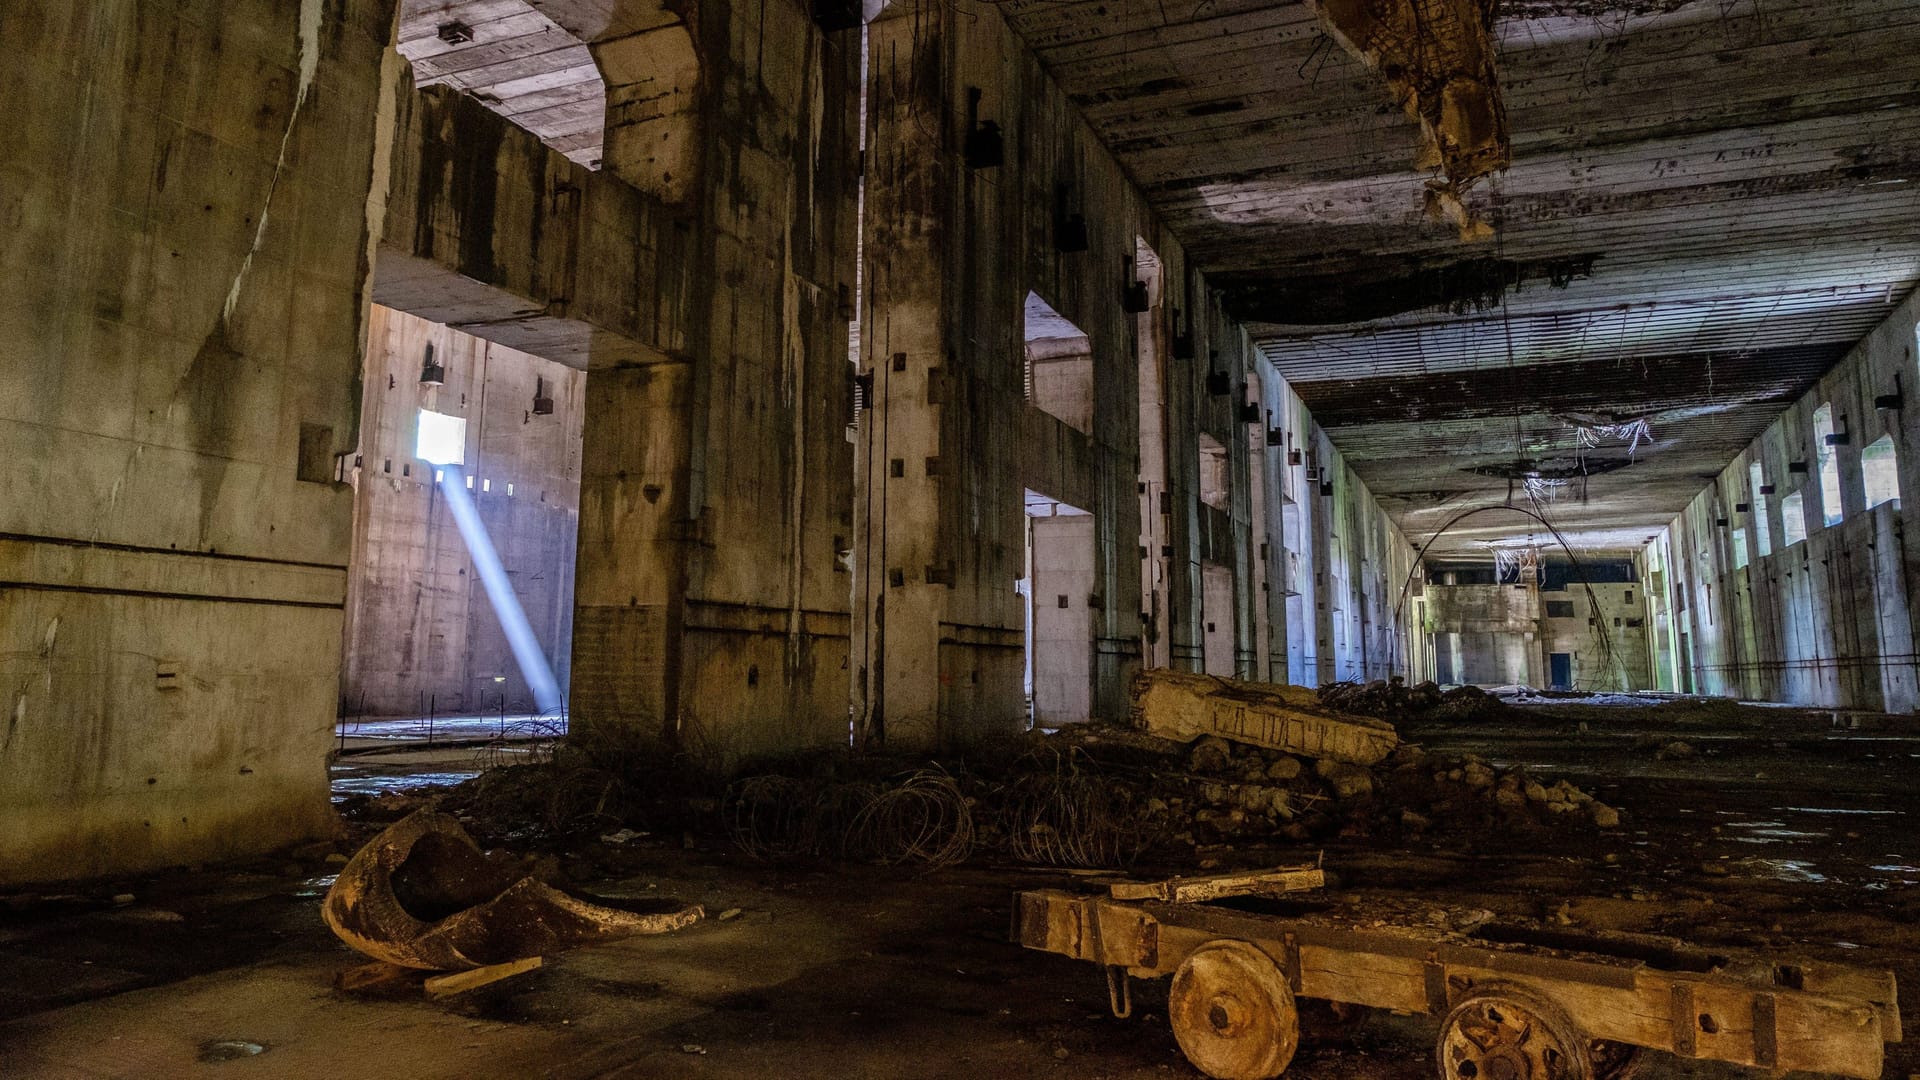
[378,0,860,768]
[1,0,398,883]
[858,0,1164,747]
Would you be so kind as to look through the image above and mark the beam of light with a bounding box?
[434,464,562,715]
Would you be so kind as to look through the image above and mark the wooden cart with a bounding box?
[1014,888,1901,1079]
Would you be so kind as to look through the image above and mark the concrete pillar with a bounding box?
[1,0,398,883]
[856,0,1164,747]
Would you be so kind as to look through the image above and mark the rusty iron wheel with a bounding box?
[1168,939,1299,1079]
[1436,984,1593,1080]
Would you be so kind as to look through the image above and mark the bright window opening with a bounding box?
[1814,403,1843,526]
[416,409,467,466]
[1731,527,1749,570]
[1198,433,1230,510]
[1748,461,1771,557]
[1022,292,1093,435]
[1781,490,1807,547]
[1863,434,1899,509]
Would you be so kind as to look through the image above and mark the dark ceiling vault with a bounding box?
[998,0,1920,557]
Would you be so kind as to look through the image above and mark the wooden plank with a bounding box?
[423,955,544,998]
[1110,865,1324,902]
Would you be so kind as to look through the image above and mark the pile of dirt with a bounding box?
[1318,678,1516,723]
[1166,734,1622,853]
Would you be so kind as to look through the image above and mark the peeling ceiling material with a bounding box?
[1220,252,1594,324]
[1305,0,1509,239]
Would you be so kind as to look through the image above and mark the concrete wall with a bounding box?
[1422,572,1651,691]
[1425,583,1543,687]
[1657,290,1920,710]
[339,305,584,718]
[1029,510,1096,724]
[1540,581,1651,692]
[1,0,397,883]
[1264,376,1420,688]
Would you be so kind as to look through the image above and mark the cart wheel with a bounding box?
[1169,939,1299,1079]
[1590,1040,1642,1080]
[1435,983,1592,1080]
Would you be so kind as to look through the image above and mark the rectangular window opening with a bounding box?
[416,408,467,466]
[1781,490,1807,547]
[1863,434,1899,509]
[1814,403,1843,526]
[1748,461,1771,557]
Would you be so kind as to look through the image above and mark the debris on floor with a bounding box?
[322,810,702,971]
[1317,677,1515,724]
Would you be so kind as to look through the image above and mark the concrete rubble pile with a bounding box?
[1129,669,1622,853]
[1317,676,1515,723]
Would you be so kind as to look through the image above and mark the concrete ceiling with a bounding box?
[398,0,605,166]
[1001,0,1920,557]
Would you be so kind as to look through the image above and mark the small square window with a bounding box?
[416,409,466,465]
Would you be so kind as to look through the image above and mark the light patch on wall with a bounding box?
[1814,403,1843,526]
[416,409,467,465]
[1862,435,1899,509]
[1781,490,1807,547]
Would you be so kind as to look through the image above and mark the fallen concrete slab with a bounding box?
[1130,669,1400,766]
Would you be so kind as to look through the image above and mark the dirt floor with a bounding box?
[3,694,1917,1079]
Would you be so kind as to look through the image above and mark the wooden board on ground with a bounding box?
[1129,668,1399,765]
[1110,865,1326,903]
[423,956,544,998]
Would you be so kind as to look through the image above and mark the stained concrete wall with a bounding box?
[339,305,584,718]
[1659,290,1920,710]
[1,0,397,883]
[1029,511,1096,724]
[1540,581,1651,692]
[1260,373,1419,688]
[1425,584,1543,687]
[377,2,862,765]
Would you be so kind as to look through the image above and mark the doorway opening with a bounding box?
[1023,490,1095,727]
[339,305,585,733]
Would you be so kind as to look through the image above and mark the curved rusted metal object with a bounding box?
[323,810,702,970]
